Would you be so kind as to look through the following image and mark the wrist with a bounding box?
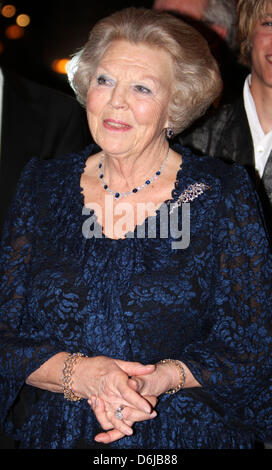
[62,352,86,401]
[157,359,186,394]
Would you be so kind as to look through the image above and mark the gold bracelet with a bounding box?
[157,359,186,394]
[62,352,85,402]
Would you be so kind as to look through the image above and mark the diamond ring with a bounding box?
[115,405,125,420]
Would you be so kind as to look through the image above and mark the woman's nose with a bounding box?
[109,85,127,109]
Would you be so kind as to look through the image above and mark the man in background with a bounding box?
[153,0,247,103]
[154,0,237,45]
[178,0,272,243]
[0,67,91,234]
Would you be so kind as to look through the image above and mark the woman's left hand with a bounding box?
[89,393,158,444]
[131,360,201,396]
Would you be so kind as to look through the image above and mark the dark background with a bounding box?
[0,0,153,95]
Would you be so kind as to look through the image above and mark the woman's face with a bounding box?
[86,40,174,159]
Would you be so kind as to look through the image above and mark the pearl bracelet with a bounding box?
[157,359,186,394]
[62,352,85,401]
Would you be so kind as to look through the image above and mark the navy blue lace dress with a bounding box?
[1,144,272,449]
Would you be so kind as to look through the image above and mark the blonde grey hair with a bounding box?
[72,7,222,134]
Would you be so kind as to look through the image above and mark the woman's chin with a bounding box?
[98,142,136,158]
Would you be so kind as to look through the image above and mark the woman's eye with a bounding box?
[97,75,112,86]
[134,85,151,94]
[262,21,272,27]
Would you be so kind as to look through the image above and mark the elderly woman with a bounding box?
[1,8,272,449]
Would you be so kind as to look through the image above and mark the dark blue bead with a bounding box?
[132,188,138,193]
[145,180,150,185]
[115,193,120,198]
[156,171,161,176]
[104,185,108,189]
[99,174,103,178]
[98,163,102,168]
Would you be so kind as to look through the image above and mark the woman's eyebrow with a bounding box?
[95,67,162,88]
[95,66,112,75]
[139,75,160,86]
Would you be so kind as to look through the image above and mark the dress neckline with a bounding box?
[77,144,190,241]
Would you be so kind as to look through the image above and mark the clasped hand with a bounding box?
[73,356,174,444]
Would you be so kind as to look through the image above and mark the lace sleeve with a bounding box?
[181,166,272,434]
[0,158,63,425]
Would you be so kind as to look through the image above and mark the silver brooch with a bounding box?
[169,182,211,214]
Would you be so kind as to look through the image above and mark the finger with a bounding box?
[122,388,158,411]
[89,396,114,431]
[145,395,158,409]
[116,360,155,377]
[123,406,157,424]
[128,376,144,393]
[104,401,157,440]
[107,409,133,437]
[102,374,151,414]
[87,394,98,408]
[94,415,134,444]
[95,428,125,444]
[128,378,138,391]
[118,382,152,414]
[94,400,158,445]
[95,405,158,445]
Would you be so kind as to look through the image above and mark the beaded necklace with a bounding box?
[98,147,170,199]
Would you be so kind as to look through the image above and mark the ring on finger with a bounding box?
[114,405,125,420]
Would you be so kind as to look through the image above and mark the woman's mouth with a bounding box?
[103,119,132,131]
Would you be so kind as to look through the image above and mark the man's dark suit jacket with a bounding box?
[178,96,272,240]
[0,69,92,448]
[0,69,91,233]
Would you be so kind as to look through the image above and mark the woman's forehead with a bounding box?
[99,40,172,64]
[96,40,174,79]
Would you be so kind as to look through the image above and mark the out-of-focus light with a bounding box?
[5,24,24,39]
[51,58,69,74]
[0,41,4,54]
[16,14,30,27]
[1,4,16,17]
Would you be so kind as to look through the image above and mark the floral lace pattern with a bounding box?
[0,144,272,449]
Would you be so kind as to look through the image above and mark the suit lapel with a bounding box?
[226,97,255,168]
[262,150,272,205]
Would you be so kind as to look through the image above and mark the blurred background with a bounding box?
[0,0,153,95]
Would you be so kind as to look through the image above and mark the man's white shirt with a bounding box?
[243,74,272,178]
